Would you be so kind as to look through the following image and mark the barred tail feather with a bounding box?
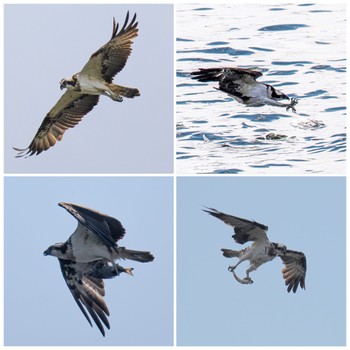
[108,84,140,98]
[118,247,154,262]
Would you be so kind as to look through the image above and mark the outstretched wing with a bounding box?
[58,259,110,336]
[14,91,99,157]
[203,207,269,244]
[191,67,263,82]
[279,250,307,293]
[80,12,138,83]
[59,202,126,248]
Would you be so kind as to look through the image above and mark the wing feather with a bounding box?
[58,259,110,336]
[279,249,307,293]
[14,91,99,157]
[203,207,269,244]
[59,202,126,248]
[80,12,138,83]
[191,67,263,82]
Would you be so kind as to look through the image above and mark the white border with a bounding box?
[1,1,349,349]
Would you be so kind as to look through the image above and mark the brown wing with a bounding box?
[59,259,110,336]
[279,250,307,293]
[203,207,269,244]
[80,12,138,83]
[14,91,99,157]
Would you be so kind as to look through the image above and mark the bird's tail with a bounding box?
[108,83,140,99]
[221,248,240,258]
[117,247,154,263]
[191,68,223,82]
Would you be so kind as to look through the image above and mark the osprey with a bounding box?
[191,67,298,112]
[14,12,140,158]
[44,202,154,336]
[203,207,306,293]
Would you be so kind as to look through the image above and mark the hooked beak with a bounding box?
[59,79,66,90]
[43,248,50,256]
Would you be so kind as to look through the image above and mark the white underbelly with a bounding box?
[250,243,275,267]
[70,227,114,262]
[78,74,107,95]
[72,245,112,262]
[229,83,268,107]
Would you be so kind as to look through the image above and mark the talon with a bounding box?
[286,98,298,113]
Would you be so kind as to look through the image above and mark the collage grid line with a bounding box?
[1,0,348,349]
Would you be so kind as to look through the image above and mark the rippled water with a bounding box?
[176,3,346,174]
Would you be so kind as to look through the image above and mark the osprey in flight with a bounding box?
[191,67,298,112]
[203,207,306,293]
[44,202,154,336]
[15,12,139,158]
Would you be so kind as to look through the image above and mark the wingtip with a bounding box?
[202,206,219,215]
[202,205,214,211]
[58,201,71,209]
[13,146,30,158]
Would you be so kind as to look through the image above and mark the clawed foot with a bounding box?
[107,91,123,102]
[286,98,298,113]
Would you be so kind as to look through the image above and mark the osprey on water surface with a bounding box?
[15,12,139,158]
[191,67,298,112]
[203,207,306,293]
[44,202,154,336]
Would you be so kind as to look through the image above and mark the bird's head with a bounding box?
[274,243,287,255]
[267,85,290,101]
[43,242,66,258]
[60,75,77,90]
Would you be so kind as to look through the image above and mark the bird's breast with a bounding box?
[76,74,107,95]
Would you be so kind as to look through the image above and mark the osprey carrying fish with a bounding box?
[191,67,298,112]
[15,12,140,157]
[44,202,154,336]
[203,207,306,293]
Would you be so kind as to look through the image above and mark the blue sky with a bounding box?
[4,176,173,346]
[4,4,173,173]
[177,176,346,346]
